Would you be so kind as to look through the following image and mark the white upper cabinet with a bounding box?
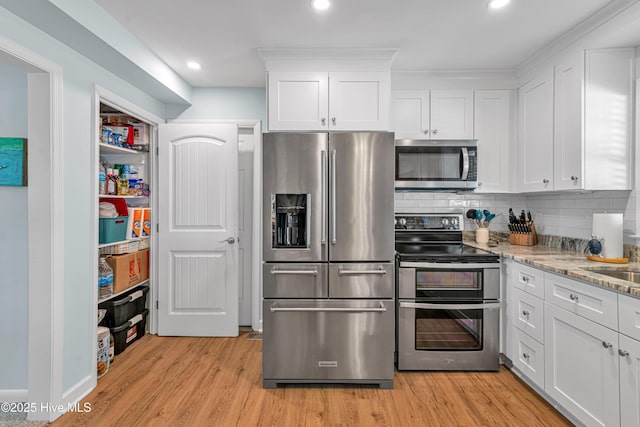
[390,89,473,140]
[430,90,474,139]
[517,48,634,193]
[267,71,389,131]
[518,69,555,192]
[474,90,513,193]
[267,72,328,131]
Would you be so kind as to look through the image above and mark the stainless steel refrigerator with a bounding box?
[262,132,395,389]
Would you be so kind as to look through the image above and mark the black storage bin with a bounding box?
[110,309,149,355]
[99,285,149,327]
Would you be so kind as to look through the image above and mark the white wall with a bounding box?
[175,87,266,123]
[0,62,28,390]
[0,5,166,395]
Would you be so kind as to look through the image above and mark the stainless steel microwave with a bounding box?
[395,140,478,190]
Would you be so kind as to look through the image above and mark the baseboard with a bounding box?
[0,389,28,402]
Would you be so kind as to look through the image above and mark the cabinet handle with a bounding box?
[423,130,430,135]
[432,129,438,135]
[321,117,326,126]
[477,182,483,187]
[602,341,613,349]
[571,176,579,182]
[569,293,579,302]
[521,275,530,283]
[522,310,530,317]
[331,117,336,125]
[523,353,530,359]
[542,179,549,184]
[619,349,630,357]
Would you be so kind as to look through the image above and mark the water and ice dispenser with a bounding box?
[272,194,308,248]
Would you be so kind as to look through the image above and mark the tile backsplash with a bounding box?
[395,190,637,244]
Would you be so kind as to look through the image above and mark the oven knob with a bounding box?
[441,218,450,227]
[399,218,407,226]
[451,217,459,228]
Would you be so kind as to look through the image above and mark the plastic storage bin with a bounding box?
[110,309,148,355]
[98,285,149,327]
[99,197,130,244]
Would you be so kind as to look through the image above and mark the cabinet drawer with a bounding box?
[512,326,545,389]
[619,294,640,341]
[512,288,544,344]
[545,272,618,330]
[510,262,545,299]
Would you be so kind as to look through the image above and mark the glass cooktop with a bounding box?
[395,243,499,263]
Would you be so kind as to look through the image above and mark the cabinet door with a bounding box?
[268,71,328,131]
[545,302,620,427]
[518,69,554,192]
[429,90,474,139]
[328,72,389,131]
[512,326,545,389]
[474,90,513,193]
[619,334,640,427]
[390,90,430,139]
[554,53,584,190]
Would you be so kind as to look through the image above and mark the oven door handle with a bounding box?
[399,301,501,310]
[399,262,499,269]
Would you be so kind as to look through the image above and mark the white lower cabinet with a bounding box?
[544,301,620,427]
[619,333,640,427]
[512,326,545,389]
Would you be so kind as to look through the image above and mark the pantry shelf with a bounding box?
[99,194,148,199]
[99,143,140,155]
[98,279,149,305]
[98,236,149,249]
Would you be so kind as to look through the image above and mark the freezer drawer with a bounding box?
[329,263,394,298]
[263,263,328,299]
[262,299,395,388]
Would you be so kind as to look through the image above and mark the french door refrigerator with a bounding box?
[262,132,395,389]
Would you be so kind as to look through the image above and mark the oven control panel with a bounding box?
[395,214,463,231]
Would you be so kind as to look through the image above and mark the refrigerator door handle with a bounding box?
[321,150,326,245]
[338,267,387,275]
[270,302,387,313]
[331,149,337,245]
[270,268,319,276]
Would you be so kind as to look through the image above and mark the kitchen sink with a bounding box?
[583,269,640,284]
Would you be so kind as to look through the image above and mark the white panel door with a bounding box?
[390,90,430,139]
[268,71,329,131]
[429,90,474,139]
[620,334,640,427]
[554,53,584,190]
[518,69,554,192]
[328,71,389,131]
[544,302,620,427]
[158,123,239,336]
[474,90,513,193]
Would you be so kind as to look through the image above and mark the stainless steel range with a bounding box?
[395,213,501,371]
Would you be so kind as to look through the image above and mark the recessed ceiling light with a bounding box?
[487,0,510,9]
[186,61,202,70]
[312,0,330,11]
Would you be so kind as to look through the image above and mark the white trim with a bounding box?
[0,389,28,402]
[92,85,164,342]
[61,375,93,402]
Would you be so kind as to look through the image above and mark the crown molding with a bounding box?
[257,47,399,71]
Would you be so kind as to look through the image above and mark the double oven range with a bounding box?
[395,213,501,371]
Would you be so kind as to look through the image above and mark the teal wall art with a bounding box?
[0,138,27,186]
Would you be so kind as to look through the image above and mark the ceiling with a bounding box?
[95,0,626,87]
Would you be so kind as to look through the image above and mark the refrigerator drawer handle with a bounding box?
[270,303,386,313]
[270,269,318,276]
[400,301,501,310]
[338,267,387,275]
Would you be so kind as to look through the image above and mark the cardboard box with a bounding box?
[106,249,149,294]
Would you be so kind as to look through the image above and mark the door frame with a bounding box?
[0,34,64,420]
[168,119,262,331]
[91,85,164,343]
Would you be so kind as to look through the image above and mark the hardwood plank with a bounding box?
[51,334,571,427]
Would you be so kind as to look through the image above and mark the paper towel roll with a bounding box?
[592,213,623,258]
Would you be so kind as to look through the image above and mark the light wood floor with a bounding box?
[51,333,571,426]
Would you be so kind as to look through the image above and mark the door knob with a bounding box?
[219,237,236,244]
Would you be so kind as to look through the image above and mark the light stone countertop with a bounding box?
[463,239,640,298]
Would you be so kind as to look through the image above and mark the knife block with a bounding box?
[509,223,538,246]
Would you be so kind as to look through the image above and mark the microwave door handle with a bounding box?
[460,147,470,181]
